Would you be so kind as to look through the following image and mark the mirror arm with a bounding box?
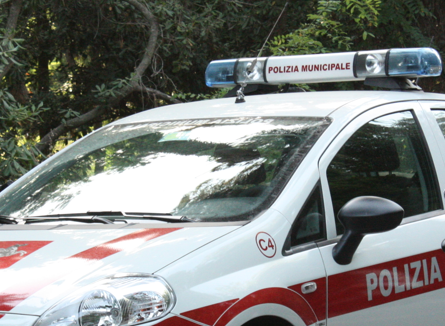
[332,230,364,265]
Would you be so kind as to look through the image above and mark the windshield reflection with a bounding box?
[0,117,330,221]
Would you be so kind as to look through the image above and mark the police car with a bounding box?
[1,48,444,326]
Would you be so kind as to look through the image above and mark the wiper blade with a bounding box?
[0,215,18,224]
[24,211,193,224]
[88,211,193,223]
[24,213,113,225]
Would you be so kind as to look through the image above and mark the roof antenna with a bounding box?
[247,2,289,75]
[236,2,288,104]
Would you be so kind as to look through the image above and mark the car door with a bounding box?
[317,101,445,326]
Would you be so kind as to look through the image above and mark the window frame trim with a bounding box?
[283,181,326,256]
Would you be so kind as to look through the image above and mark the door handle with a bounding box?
[301,282,317,294]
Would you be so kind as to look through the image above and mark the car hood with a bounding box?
[0,222,243,316]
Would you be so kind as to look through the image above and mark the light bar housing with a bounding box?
[205,48,442,88]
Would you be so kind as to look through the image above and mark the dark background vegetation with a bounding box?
[0,0,443,183]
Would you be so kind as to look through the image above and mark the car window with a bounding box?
[0,117,330,222]
[327,110,441,235]
[431,109,445,136]
[289,184,325,247]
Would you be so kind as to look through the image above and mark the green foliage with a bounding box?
[269,0,382,56]
[172,88,229,102]
[145,0,309,94]
[345,0,380,39]
[269,0,435,56]
[376,0,433,47]
[0,89,47,182]
[0,0,313,182]
[0,8,48,183]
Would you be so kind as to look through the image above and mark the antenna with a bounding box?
[247,2,289,74]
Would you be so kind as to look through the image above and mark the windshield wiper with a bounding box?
[24,211,193,224]
[89,211,193,223]
[0,215,18,224]
[24,212,114,224]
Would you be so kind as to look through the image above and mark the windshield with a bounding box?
[0,117,329,222]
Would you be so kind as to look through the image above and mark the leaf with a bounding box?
[5,91,15,102]
[2,100,11,110]
[9,57,23,66]
[13,160,26,174]
[4,165,11,177]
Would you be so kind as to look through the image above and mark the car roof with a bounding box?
[113,90,445,125]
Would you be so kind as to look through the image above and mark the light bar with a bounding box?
[205,48,442,88]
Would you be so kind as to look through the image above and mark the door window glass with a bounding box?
[290,185,325,247]
[432,110,445,136]
[327,111,441,235]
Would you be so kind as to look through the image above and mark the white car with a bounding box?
[1,48,445,326]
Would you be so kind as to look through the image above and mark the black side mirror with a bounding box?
[332,196,404,265]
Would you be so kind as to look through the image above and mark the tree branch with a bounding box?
[126,0,159,80]
[5,0,23,31]
[36,83,181,154]
[109,0,160,104]
[36,106,106,154]
[0,0,24,80]
[37,0,178,155]
[134,85,182,104]
[0,61,14,80]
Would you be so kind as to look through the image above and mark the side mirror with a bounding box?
[332,196,404,265]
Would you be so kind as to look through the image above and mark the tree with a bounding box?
[0,0,48,180]
[269,0,444,92]
[0,0,314,183]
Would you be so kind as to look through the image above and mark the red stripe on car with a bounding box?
[180,299,238,325]
[0,241,52,269]
[71,228,179,260]
[214,287,317,326]
[328,249,445,318]
[156,315,202,326]
[288,277,327,320]
[0,228,180,311]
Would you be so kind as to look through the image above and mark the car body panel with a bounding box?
[0,224,242,316]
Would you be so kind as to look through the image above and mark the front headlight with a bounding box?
[34,274,176,326]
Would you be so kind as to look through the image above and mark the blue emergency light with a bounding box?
[205,48,442,88]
